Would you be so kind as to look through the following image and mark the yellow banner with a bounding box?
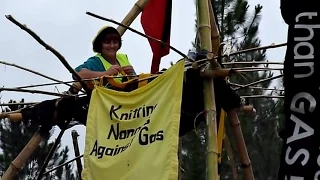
[82,60,185,180]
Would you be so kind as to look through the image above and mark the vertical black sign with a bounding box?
[278,0,320,179]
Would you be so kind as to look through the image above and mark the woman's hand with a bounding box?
[122,65,135,75]
[106,65,122,75]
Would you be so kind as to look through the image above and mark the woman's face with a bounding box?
[101,33,120,58]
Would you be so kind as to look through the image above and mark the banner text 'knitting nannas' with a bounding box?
[109,104,158,121]
[89,103,165,159]
[82,60,184,180]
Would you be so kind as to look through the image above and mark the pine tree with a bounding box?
[181,0,284,179]
[0,99,77,180]
[180,126,206,180]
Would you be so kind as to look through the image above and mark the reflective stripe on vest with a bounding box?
[96,53,131,83]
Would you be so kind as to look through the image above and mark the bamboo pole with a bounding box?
[196,0,219,179]
[13,75,133,90]
[117,0,151,35]
[231,67,283,71]
[224,133,239,180]
[227,42,287,56]
[0,102,38,107]
[0,60,81,92]
[208,0,220,56]
[240,105,256,115]
[233,74,283,91]
[227,110,254,180]
[222,61,283,65]
[185,42,287,67]
[236,69,282,72]
[199,67,283,78]
[0,110,21,119]
[229,83,284,91]
[71,130,83,179]
[0,87,73,97]
[207,0,254,179]
[1,132,44,180]
[36,111,72,180]
[217,110,226,164]
[43,155,84,175]
[241,95,284,99]
[15,80,82,89]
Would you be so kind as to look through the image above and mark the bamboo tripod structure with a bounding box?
[0,0,260,179]
[196,0,219,179]
[197,0,254,179]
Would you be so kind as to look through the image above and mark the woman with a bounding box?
[74,26,136,82]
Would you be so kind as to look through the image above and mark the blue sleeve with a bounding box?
[72,56,105,80]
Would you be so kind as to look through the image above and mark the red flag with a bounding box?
[141,0,172,74]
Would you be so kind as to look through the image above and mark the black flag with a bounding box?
[278,0,320,179]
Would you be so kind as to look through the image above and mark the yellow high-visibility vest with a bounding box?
[96,53,132,84]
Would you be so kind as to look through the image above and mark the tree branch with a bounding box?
[0,102,38,107]
[185,42,287,66]
[0,87,74,97]
[0,60,83,93]
[233,74,283,91]
[222,61,283,65]
[5,15,89,94]
[229,83,284,92]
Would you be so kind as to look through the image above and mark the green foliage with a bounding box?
[0,99,77,180]
[181,126,206,180]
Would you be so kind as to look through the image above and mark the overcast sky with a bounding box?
[0,0,287,169]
